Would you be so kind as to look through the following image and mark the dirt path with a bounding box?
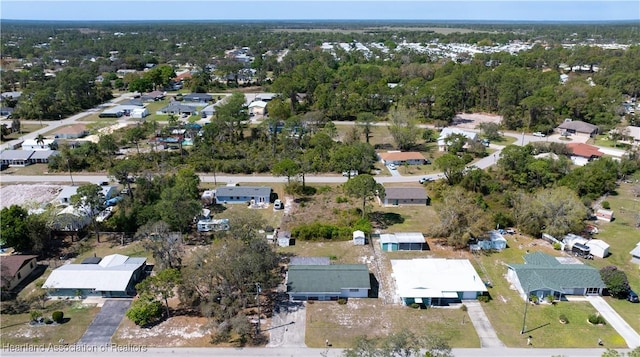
[370,234,399,305]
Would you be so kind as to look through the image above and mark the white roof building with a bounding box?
[391,259,487,305]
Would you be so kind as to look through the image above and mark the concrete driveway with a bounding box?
[587,296,640,348]
[267,295,306,347]
[77,299,132,346]
[465,301,505,348]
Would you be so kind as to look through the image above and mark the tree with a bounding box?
[600,266,630,299]
[216,91,248,143]
[1,124,10,140]
[388,107,419,150]
[357,112,376,144]
[35,134,45,147]
[71,184,105,242]
[272,158,300,184]
[125,125,146,154]
[126,297,164,327]
[11,117,21,134]
[98,134,118,166]
[343,174,384,218]
[136,268,181,318]
[108,159,140,199]
[0,205,30,252]
[435,154,466,185]
[433,186,492,248]
[138,221,184,270]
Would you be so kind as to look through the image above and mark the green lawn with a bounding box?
[0,123,47,142]
[591,134,632,150]
[73,238,153,265]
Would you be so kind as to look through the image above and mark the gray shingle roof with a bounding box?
[287,264,370,294]
[558,120,598,134]
[508,252,605,293]
[0,150,34,160]
[216,186,271,198]
[385,187,428,200]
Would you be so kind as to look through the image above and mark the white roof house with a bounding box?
[43,254,147,296]
[437,128,478,151]
[391,259,487,305]
[630,242,640,265]
[22,138,57,151]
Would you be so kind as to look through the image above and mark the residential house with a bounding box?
[630,242,640,265]
[43,254,147,298]
[131,107,149,119]
[477,230,507,251]
[0,255,39,292]
[506,252,605,301]
[382,187,429,206]
[248,100,268,116]
[0,150,34,166]
[437,128,478,152]
[54,124,89,139]
[183,93,212,103]
[98,106,124,118]
[201,104,217,118]
[141,90,165,102]
[255,93,276,102]
[50,205,92,231]
[353,230,366,246]
[391,258,488,306]
[378,151,427,166]
[22,138,57,151]
[623,126,640,147]
[29,150,57,164]
[595,208,614,222]
[287,264,371,301]
[157,103,195,116]
[197,218,230,232]
[566,142,603,166]
[214,186,272,204]
[121,98,145,107]
[379,232,427,252]
[558,119,599,138]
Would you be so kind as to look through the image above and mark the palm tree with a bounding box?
[35,134,45,148]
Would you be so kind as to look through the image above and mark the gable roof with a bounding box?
[566,143,603,158]
[287,264,370,294]
[216,186,271,198]
[378,151,426,162]
[508,252,605,293]
[0,255,38,287]
[380,232,425,244]
[631,242,640,258]
[558,120,598,134]
[43,254,146,292]
[384,187,428,200]
[438,128,478,143]
[289,257,330,266]
[0,150,35,161]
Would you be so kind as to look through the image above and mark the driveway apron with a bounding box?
[465,301,505,348]
[77,299,132,346]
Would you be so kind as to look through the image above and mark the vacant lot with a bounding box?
[0,123,46,143]
[113,314,213,347]
[306,299,479,348]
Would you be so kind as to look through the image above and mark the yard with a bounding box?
[0,123,46,142]
[305,297,479,348]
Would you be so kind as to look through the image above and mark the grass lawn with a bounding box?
[491,135,517,146]
[474,234,628,348]
[73,238,153,265]
[278,240,374,264]
[0,300,100,345]
[591,134,631,150]
[374,204,438,233]
[305,299,479,348]
[0,123,47,142]
[1,163,50,175]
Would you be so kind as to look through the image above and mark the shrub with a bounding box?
[410,303,420,309]
[545,295,555,304]
[52,311,64,323]
[529,295,539,304]
[600,266,630,298]
[337,298,347,305]
[553,242,562,250]
[460,304,467,312]
[588,313,606,325]
[601,201,610,209]
[126,299,163,327]
[44,318,53,324]
[336,196,348,204]
[559,314,569,324]
[477,295,490,303]
[30,310,43,322]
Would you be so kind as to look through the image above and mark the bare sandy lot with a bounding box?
[0,184,62,210]
[452,113,502,129]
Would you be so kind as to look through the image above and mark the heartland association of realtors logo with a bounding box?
[2,343,148,353]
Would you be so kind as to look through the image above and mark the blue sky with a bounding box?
[1,1,639,22]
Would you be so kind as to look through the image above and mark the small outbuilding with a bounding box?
[630,243,640,265]
[379,232,427,252]
[595,208,614,222]
[353,230,366,245]
[477,230,507,251]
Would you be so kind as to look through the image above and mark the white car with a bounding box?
[532,132,546,137]
[388,164,397,170]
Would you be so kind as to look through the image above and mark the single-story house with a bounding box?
[183,93,212,103]
[438,128,478,152]
[380,232,427,252]
[630,242,640,265]
[566,143,603,166]
[131,107,149,119]
[506,252,605,301]
[248,100,268,116]
[214,186,272,204]
[623,126,640,147]
[378,151,427,166]
[50,205,93,231]
[141,90,165,102]
[54,124,89,139]
[596,208,614,222]
[43,254,147,298]
[382,187,429,206]
[29,150,58,164]
[98,106,124,118]
[255,93,276,102]
[289,257,330,266]
[287,264,371,301]
[197,218,230,232]
[0,149,34,166]
[477,230,507,251]
[391,259,488,306]
[0,255,39,292]
[200,104,217,118]
[558,119,599,138]
[157,103,195,115]
[563,233,610,258]
[353,230,366,245]
[22,138,57,151]
[121,98,145,107]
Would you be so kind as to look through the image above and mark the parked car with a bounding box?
[419,177,432,184]
[532,132,546,137]
[481,139,490,147]
[342,170,359,177]
[388,164,397,170]
[628,290,639,303]
[273,199,284,210]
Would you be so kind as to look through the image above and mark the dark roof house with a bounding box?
[287,264,371,300]
[383,187,429,206]
[558,120,599,137]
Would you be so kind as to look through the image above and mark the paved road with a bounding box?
[465,301,505,348]
[587,296,640,348]
[77,299,132,346]
[0,346,628,357]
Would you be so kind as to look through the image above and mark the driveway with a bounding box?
[267,295,307,347]
[465,301,505,348]
[77,299,132,346]
[587,296,640,348]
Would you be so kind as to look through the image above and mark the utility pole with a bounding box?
[520,284,530,334]
[255,282,261,336]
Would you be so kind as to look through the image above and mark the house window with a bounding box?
[586,287,599,295]
[30,262,34,268]
[17,272,21,279]
[349,289,360,292]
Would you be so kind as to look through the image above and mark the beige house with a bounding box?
[1,255,38,292]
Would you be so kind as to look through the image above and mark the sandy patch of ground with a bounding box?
[114,315,213,347]
[452,113,502,129]
[0,184,62,210]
